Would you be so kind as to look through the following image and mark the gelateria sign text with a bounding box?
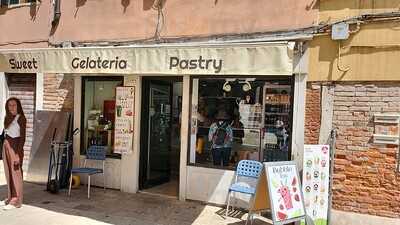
[71,57,128,70]
[0,43,293,75]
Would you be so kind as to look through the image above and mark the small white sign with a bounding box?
[332,23,349,40]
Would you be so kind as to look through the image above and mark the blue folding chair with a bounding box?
[68,145,106,199]
[226,160,263,225]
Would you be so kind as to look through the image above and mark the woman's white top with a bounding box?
[5,114,20,138]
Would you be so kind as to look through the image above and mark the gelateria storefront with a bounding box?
[0,42,308,204]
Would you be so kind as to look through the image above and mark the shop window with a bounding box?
[189,77,293,169]
[81,77,124,158]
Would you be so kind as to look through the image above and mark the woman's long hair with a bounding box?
[4,97,25,129]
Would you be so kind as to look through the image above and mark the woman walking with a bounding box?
[0,97,26,210]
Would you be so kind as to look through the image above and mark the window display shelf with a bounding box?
[262,83,292,163]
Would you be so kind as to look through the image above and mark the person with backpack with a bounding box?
[208,110,233,167]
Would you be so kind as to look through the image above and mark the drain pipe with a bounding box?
[52,0,61,26]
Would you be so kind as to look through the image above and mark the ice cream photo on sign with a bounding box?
[267,164,305,222]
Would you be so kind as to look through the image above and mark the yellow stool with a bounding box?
[196,137,205,154]
[71,175,80,189]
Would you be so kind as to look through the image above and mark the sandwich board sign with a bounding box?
[252,161,307,225]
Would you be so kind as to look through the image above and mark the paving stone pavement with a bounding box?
[0,182,272,225]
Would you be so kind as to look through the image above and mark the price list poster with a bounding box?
[114,86,135,154]
[302,145,330,225]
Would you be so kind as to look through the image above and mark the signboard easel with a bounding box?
[252,161,307,225]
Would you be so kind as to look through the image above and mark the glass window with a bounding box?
[6,0,36,5]
[81,76,124,158]
[189,77,293,169]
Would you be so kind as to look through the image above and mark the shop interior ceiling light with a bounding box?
[223,81,232,92]
[242,81,252,92]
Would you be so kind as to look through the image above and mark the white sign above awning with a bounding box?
[0,42,294,75]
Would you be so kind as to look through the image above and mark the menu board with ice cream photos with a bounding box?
[302,145,330,225]
[265,162,306,224]
[114,86,135,154]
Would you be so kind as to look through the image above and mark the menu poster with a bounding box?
[114,86,135,154]
[302,145,330,225]
[265,162,306,224]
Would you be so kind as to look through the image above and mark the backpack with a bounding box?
[213,123,228,146]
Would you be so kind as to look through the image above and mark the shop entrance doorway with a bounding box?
[139,77,182,197]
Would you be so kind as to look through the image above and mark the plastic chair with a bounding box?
[226,160,263,225]
[68,145,106,199]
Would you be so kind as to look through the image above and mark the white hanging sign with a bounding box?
[114,86,135,154]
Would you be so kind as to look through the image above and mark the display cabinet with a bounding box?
[262,84,292,162]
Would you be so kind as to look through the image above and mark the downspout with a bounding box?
[52,0,61,26]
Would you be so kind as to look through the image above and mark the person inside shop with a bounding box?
[0,97,27,210]
[275,119,288,150]
[232,108,244,144]
[242,94,255,105]
[208,110,233,167]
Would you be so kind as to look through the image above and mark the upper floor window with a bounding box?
[1,0,37,7]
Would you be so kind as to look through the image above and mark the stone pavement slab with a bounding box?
[0,182,271,225]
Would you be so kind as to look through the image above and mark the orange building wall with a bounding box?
[0,2,51,49]
[0,0,317,48]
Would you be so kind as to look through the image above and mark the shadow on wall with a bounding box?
[121,0,130,13]
[306,0,318,10]
[74,0,86,18]
[76,0,86,8]
[29,1,39,21]
[143,0,167,10]
[58,76,74,112]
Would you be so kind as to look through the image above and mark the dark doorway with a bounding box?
[139,77,182,197]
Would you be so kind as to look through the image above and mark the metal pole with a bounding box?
[327,129,336,225]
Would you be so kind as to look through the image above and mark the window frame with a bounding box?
[187,75,295,170]
[1,0,38,8]
[80,76,125,159]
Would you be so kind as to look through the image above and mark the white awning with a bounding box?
[0,42,294,75]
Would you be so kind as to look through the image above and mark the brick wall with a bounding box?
[43,74,74,112]
[332,83,400,218]
[305,84,321,144]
